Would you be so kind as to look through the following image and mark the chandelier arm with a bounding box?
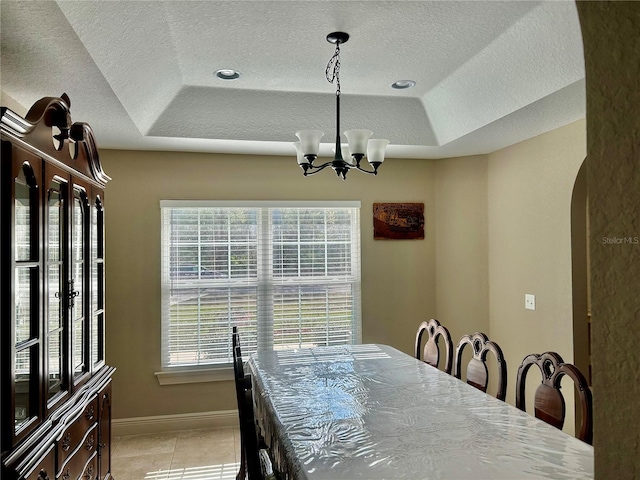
[305,162,335,174]
[353,164,379,175]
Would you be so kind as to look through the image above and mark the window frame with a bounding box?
[157,200,362,383]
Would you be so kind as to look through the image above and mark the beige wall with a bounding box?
[102,120,587,422]
[433,155,489,344]
[578,1,640,476]
[486,120,586,432]
[432,121,588,423]
[101,152,437,419]
[0,92,24,114]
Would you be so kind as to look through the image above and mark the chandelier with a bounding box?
[294,32,389,180]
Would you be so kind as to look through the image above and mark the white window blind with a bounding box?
[160,201,361,369]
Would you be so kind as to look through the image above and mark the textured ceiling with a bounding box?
[0,1,585,159]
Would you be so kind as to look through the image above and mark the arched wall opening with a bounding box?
[571,159,589,386]
[576,1,640,475]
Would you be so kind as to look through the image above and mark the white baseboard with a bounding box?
[112,410,238,436]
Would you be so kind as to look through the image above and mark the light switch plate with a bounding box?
[525,294,536,310]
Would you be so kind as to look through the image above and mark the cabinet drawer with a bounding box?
[24,445,56,480]
[79,451,98,480]
[57,396,98,468]
[57,423,97,479]
[58,450,97,480]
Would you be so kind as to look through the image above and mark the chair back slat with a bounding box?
[415,319,453,374]
[454,332,507,401]
[516,351,593,444]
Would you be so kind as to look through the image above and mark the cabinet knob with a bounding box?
[38,470,50,480]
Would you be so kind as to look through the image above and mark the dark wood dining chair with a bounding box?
[454,332,507,400]
[415,319,453,374]
[516,351,593,444]
[232,327,262,480]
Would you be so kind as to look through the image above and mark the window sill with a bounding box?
[155,367,233,385]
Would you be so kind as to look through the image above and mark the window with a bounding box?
[160,201,361,371]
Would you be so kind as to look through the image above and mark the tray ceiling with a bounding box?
[0,1,585,159]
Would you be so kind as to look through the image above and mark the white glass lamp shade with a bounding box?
[344,129,373,155]
[293,142,309,165]
[366,139,389,164]
[295,130,324,156]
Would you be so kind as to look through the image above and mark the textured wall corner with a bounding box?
[577,1,640,477]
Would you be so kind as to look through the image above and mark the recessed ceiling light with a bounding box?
[391,80,416,90]
[215,69,241,80]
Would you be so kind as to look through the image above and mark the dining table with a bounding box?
[248,343,594,480]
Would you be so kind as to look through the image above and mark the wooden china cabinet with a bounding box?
[1,95,115,479]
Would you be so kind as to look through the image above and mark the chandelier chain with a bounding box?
[325,43,341,96]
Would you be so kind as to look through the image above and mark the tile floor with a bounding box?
[111,427,241,480]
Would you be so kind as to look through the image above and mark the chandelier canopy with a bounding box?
[294,32,389,180]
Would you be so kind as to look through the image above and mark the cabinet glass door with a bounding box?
[46,177,66,404]
[91,194,105,369]
[13,161,41,437]
[71,185,90,383]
